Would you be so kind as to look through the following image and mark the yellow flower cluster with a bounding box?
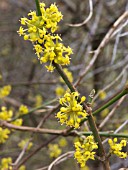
[58,137,67,147]
[18,139,33,151]
[34,94,43,107]
[0,157,12,170]
[0,106,24,143]
[0,85,11,98]
[0,127,10,144]
[74,136,98,167]
[0,107,13,121]
[18,3,73,72]
[56,92,87,129]
[108,138,127,158]
[99,90,107,100]
[0,157,25,170]
[0,106,23,126]
[60,68,73,83]
[19,105,29,115]
[48,144,62,158]
[55,86,65,97]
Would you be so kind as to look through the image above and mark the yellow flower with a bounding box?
[48,144,62,158]
[55,86,65,97]
[101,108,109,118]
[0,107,13,121]
[0,128,10,144]
[18,139,33,151]
[0,85,11,98]
[58,137,67,147]
[108,138,127,158]
[99,90,107,100]
[18,2,73,72]
[60,68,73,83]
[19,105,29,115]
[11,119,23,126]
[74,136,98,167]
[56,92,87,129]
[34,94,43,107]
[17,26,25,36]
[0,157,12,170]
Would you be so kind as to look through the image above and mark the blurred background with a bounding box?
[0,0,128,170]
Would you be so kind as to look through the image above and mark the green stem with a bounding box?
[80,86,128,124]
[74,131,128,138]
[88,112,106,156]
[53,63,76,92]
[93,88,128,116]
[35,0,41,16]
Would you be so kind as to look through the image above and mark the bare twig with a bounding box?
[48,151,74,170]
[93,64,128,101]
[12,139,32,168]
[0,120,66,135]
[68,0,93,27]
[98,96,126,130]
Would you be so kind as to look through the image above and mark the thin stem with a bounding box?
[80,86,128,124]
[35,0,41,16]
[74,131,128,138]
[53,63,76,92]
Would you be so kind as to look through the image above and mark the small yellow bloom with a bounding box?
[0,128,10,144]
[48,144,62,158]
[0,157,12,170]
[0,85,11,98]
[19,105,29,115]
[55,86,65,97]
[17,26,25,36]
[18,139,33,151]
[108,138,127,159]
[34,94,43,107]
[11,119,23,126]
[0,107,13,121]
[60,68,73,83]
[101,108,109,118]
[58,137,67,147]
[56,92,87,129]
[99,90,107,100]
[74,136,98,167]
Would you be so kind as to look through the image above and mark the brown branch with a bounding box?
[0,120,66,135]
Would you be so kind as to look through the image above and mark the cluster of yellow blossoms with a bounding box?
[0,85,11,98]
[18,105,29,115]
[17,3,73,72]
[0,157,12,170]
[48,137,67,158]
[108,138,127,158]
[18,138,33,151]
[0,157,26,170]
[74,136,98,167]
[56,92,87,129]
[0,105,28,144]
[99,90,107,100]
[48,144,62,158]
